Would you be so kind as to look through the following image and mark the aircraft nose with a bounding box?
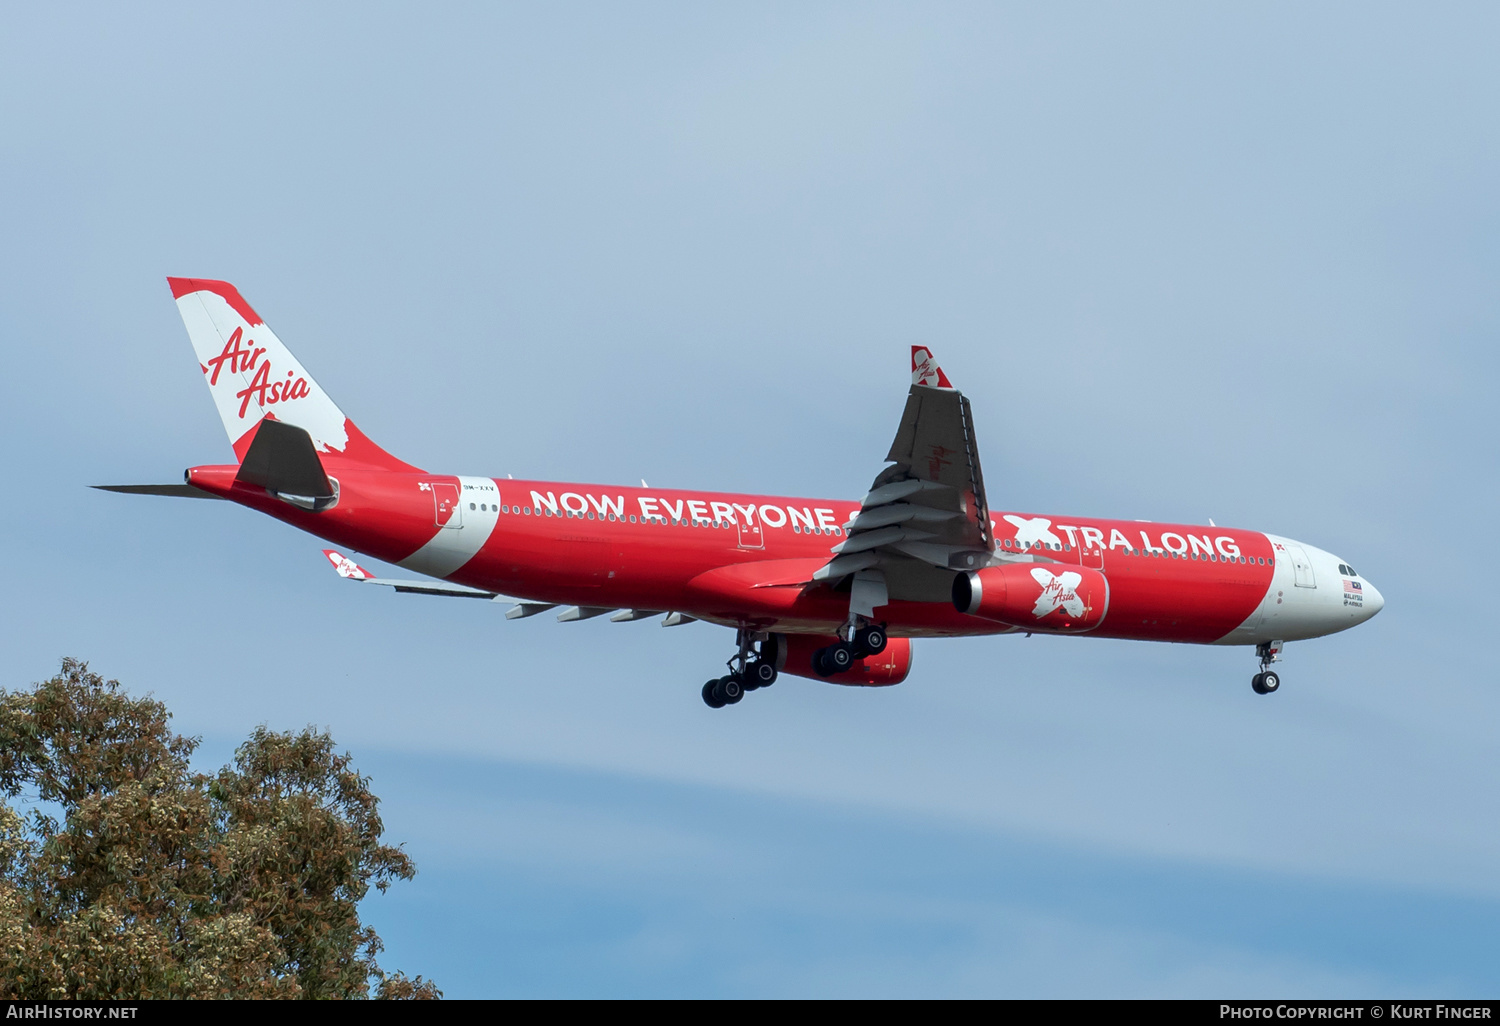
[1362,579,1384,618]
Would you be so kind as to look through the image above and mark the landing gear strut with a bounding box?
[812,620,887,678]
[702,630,779,709]
[1251,640,1284,695]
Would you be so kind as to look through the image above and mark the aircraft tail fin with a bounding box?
[168,277,420,472]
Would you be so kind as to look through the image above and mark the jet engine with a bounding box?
[770,633,912,686]
[953,563,1109,633]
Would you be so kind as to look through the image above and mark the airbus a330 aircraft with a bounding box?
[100,278,1383,708]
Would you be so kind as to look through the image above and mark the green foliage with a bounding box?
[0,659,438,999]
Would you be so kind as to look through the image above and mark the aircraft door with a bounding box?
[428,481,462,529]
[737,512,764,550]
[1074,527,1105,570]
[1287,543,1316,588]
[1079,539,1105,570]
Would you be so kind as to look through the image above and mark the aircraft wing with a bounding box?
[813,347,995,609]
[321,550,681,626]
[323,549,504,598]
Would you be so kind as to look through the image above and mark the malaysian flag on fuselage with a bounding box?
[1344,579,1363,594]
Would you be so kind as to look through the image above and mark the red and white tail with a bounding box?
[911,345,954,388]
[169,277,417,471]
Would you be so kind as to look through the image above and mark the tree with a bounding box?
[0,659,439,999]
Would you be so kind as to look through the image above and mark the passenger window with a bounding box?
[469,503,476,511]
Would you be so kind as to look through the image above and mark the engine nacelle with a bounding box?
[953,563,1110,633]
[769,633,912,686]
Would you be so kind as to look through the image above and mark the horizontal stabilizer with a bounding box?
[92,484,225,500]
[237,419,334,498]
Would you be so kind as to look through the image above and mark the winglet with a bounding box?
[911,346,953,388]
[323,549,374,580]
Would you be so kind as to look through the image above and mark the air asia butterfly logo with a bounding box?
[1029,568,1086,619]
[204,326,312,418]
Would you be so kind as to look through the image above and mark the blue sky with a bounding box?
[2,2,1497,997]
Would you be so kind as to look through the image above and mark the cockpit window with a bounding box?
[1345,564,1357,577]
[1338,563,1358,577]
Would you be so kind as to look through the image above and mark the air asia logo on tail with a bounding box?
[911,346,954,388]
[1029,568,1086,619]
[324,550,372,580]
[205,327,313,418]
[171,278,350,458]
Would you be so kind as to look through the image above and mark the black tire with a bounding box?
[703,680,726,708]
[826,642,855,673]
[759,634,782,667]
[752,660,778,687]
[812,647,834,678]
[1251,672,1267,695]
[1260,670,1280,694]
[856,625,887,656]
[721,675,744,704]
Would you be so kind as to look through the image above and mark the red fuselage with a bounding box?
[187,463,1330,646]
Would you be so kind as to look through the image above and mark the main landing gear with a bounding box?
[812,620,887,678]
[702,630,780,709]
[1251,640,1284,695]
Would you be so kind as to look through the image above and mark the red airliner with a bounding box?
[100,278,1383,707]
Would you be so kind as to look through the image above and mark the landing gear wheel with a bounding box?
[703,680,726,708]
[812,647,833,678]
[751,661,778,687]
[1259,670,1280,694]
[1251,672,1267,695]
[825,642,855,674]
[720,675,744,704]
[855,625,887,656]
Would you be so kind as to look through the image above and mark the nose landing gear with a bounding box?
[702,630,779,709]
[1251,640,1284,695]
